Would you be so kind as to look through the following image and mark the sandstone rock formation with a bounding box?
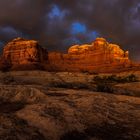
[47,38,131,73]
[0,38,48,70]
[0,37,135,72]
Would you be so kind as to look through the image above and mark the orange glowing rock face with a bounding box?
[68,44,92,54]
[48,38,131,73]
[1,38,48,70]
[67,37,130,64]
[0,37,134,72]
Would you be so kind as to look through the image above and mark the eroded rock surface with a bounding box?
[0,37,138,72]
[0,71,139,139]
[0,85,139,140]
[0,38,48,70]
[47,38,132,73]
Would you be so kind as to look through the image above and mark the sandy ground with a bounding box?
[0,71,140,140]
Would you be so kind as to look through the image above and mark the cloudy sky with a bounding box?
[0,0,140,61]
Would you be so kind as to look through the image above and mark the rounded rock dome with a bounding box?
[68,44,92,54]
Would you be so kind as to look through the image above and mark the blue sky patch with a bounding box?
[70,22,87,35]
[48,5,67,19]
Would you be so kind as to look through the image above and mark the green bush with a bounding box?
[93,74,138,93]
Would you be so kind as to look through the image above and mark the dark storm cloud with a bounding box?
[0,0,140,61]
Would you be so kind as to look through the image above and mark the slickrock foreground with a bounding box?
[0,71,139,140]
[0,37,139,72]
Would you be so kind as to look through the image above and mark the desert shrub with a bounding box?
[88,71,99,75]
[90,76,114,93]
[81,70,89,74]
[117,74,138,83]
[49,81,69,88]
[49,81,89,89]
[127,74,138,82]
[93,74,138,84]
[96,83,114,93]
[81,70,99,75]
[71,82,89,89]
[93,74,138,93]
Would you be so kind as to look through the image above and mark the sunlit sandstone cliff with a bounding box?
[0,38,48,70]
[47,38,131,73]
[0,37,136,72]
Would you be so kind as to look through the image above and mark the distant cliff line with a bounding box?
[0,37,139,73]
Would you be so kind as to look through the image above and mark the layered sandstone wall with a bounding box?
[47,38,131,73]
[0,38,48,70]
[0,37,133,72]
